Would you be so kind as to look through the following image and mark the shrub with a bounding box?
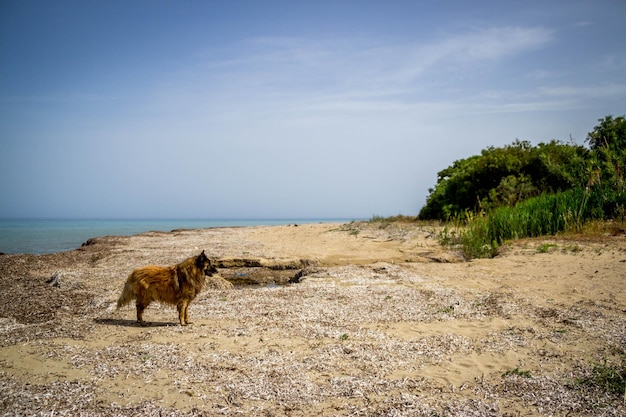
[443,187,617,259]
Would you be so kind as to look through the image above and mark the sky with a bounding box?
[1,1,625,220]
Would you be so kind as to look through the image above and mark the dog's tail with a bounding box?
[116,279,135,309]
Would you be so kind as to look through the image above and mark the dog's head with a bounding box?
[196,250,218,277]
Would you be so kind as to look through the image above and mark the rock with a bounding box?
[216,257,313,270]
[46,271,62,288]
[205,275,235,290]
[290,270,305,283]
[289,267,320,283]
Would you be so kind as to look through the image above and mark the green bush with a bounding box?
[428,114,626,258]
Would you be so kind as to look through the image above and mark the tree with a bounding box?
[586,115,626,152]
[584,114,626,217]
[418,140,589,220]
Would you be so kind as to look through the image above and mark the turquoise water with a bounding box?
[0,219,353,255]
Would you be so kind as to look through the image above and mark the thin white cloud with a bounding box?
[599,54,626,71]
[440,82,626,116]
[538,83,626,99]
[524,69,556,80]
[0,93,122,103]
[159,25,557,130]
[466,99,584,115]
[423,26,553,63]
[148,25,610,146]
[199,26,553,96]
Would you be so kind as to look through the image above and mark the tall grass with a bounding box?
[443,187,622,259]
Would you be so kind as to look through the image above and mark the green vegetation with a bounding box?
[368,214,421,229]
[337,221,360,236]
[575,355,626,399]
[418,139,591,220]
[417,114,626,259]
[537,243,558,253]
[437,305,455,315]
[502,368,532,378]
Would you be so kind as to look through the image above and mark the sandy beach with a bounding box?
[0,221,625,416]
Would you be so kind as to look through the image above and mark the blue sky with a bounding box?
[1,1,625,219]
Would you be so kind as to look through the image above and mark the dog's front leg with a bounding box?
[177,301,188,326]
[183,302,193,325]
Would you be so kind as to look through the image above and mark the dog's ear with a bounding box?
[196,251,206,269]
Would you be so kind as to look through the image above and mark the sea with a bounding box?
[0,219,355,255]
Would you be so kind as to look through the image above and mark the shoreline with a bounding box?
[1,222,625,415]
[0,218,359,255]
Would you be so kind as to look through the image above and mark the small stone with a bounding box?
[46,272,62,288]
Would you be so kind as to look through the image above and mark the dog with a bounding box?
[116,250,217,326]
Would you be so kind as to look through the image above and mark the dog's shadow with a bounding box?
[94,318,177,328]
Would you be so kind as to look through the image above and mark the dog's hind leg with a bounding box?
[136,302,148,326]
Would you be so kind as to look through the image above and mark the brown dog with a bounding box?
[116,250,217,326]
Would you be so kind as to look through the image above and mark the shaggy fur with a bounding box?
[116,250,217,326]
